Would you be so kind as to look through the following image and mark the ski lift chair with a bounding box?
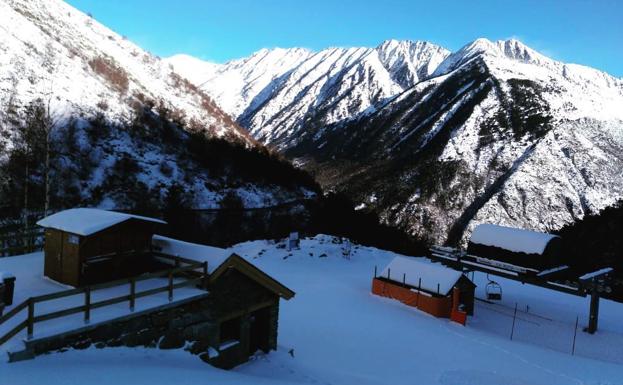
[486,275,502,301]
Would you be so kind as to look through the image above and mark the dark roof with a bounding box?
[210,253,295,300]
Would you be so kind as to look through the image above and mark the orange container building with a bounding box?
[372,256,475,324]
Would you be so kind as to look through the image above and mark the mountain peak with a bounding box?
[433,37,552,76]
[494,39,549,64]
[456,37,544,61]
[374,39,451,87]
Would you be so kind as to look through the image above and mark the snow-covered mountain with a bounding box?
[171,38,623,245]
[0,0,252,142]
[166,40,450,149]
[0,0,316,212]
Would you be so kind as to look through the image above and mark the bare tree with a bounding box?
[42,96,59,217]
[12,98,58,227]
[41,44,60,217]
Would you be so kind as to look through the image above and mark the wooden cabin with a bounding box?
[467,224,563,271]
[37,208,166,287]
[372,256,475,324]
[152,235,295,369]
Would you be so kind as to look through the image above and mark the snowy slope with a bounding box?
[0,0,317,210]
[0,0,250,142]
[167,40,450,149]
[3,235,623,384]
[168,47,315,120]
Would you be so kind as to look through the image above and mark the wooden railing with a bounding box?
[0,256,207,346]
[0,228,45,257]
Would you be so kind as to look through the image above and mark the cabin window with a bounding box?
[220,316,241,344]
[68,234,80,245]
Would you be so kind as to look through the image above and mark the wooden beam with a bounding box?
[0,320,28,346]
[0,300,29,324]
[587,290,600,334]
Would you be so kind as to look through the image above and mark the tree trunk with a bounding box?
[23,161,29,244]
[44,130,50,217]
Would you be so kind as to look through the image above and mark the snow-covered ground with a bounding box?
[3,235,623,384]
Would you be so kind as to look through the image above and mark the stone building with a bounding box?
[152,235,295,368]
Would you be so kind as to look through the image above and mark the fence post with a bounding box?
[572,315,579,355]
[374,265,377,278]
[129,278,136,311]
[387,268,391,280]
[168,272,173,302]
[403,273,406,286]
[510,302,518,340]
[84,287,91,324]
[416,278,422,308]
[27,299,34,339]
[202,262,208,289]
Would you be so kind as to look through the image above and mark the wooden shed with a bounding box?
[37,208,166,287]
[467,224,563,271]
[152,235,294,369]
[372,256,475,324]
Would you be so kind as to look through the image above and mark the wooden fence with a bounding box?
[0,255,207,346]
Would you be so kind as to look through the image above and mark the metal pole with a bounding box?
[374,265,377,278]
[403,273,406,286]
[572,315,579,355]
[510,302,518,340]
[387,268,391,280]
[416,278,422,308]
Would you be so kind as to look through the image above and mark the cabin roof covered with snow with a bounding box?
[36,208,166,236]
[152,235,231,274]
[379,256,466,295]
[152,235,295,299]
[469,224,560,255]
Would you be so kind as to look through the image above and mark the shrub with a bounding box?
[88,56,130,93]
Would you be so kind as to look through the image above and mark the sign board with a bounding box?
[68,234,80,245]
[288,232,300,251]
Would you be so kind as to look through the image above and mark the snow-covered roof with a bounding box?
[378,256,465,295]
[152,235,232,274]
[0,271,15,281]
[36,208,166,236]
[469,224,559,255]
[579,267,614,281]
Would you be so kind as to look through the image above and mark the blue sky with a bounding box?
[65,0,623,77]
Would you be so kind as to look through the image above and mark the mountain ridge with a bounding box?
[169,37,623,244]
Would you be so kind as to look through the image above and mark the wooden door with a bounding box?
[44,229,63,282]
[248,306,271,354]
[61,233,81,286]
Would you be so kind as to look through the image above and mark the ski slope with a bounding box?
[3,235,623,384]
